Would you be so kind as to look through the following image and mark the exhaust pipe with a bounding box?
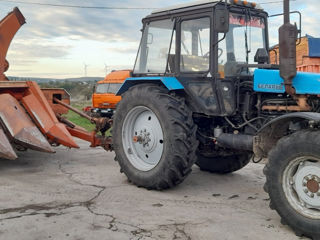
[279,0,298,95]
[215,133,253,151]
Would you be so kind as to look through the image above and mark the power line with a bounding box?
[0,0,299,9]
[0,0,157,10]
[259,0,296,4]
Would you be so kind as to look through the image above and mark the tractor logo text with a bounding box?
[258,84,284,91]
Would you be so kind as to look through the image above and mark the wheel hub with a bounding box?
[305,176,320,193]
[133,128,156,153]
[122,106,164,171]
[293,161,320,209]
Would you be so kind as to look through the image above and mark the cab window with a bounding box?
[180,17,210,72]
[134,19,175,74]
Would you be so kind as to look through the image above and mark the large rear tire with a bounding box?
[264,130,320,239]
[113,84,198,190]
[196,152,251,174]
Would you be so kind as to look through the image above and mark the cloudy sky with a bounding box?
[0,0,319,79]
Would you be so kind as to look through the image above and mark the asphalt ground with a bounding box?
[0,139,309,240]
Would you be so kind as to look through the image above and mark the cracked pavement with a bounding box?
[0,139,309,240]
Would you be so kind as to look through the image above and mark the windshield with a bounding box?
[134,19,174,74]
[95,83,122,94]
[218,13,266,77]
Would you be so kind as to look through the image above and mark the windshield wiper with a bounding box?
[244,9,251,66]
[245,30,250,64]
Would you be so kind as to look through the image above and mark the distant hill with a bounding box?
[7,76,104,83]
[62,77,104,82]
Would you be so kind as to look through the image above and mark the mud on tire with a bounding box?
[113,84,198,190]
[264,130,320,239]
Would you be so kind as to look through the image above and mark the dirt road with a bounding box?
[0,139,308,240]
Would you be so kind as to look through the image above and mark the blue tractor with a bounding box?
[113,0,320,238]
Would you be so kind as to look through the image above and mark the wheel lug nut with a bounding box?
[311,193,315,198]
[303,182,307,186]
[304,189,308,193]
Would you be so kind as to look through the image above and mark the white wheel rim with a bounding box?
[122,106,164,171]
[283,156,320,219]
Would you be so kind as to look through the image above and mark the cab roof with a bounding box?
[151,0,262,15]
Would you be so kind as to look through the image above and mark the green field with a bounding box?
[63,101,112,136]
[63,101,95,132]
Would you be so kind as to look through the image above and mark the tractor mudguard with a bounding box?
[117,76,235,116]
[258,112,320,133]
[254,112,320,158]
[116,77,184,95]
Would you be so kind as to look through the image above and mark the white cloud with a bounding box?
[1,0,320,78]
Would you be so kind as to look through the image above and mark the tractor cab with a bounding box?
[132,0,269,116]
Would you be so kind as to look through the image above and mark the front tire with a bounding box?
[113,84,198,190]
[264,130,320,239]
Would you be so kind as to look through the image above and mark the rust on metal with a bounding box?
[0,128,17,160]
[0,93,54,153]
[133,136,139,143]
[307,179,319,193]
[93,117,112,136]
[53,97,112,136]
[66,126,113,151]
[262,95,311,112]
[53,97,92,121]
[0,81,28,88]
[21,81,79,148]
[56,115,75,129]
[41,88,70,115]
[0,7,26,81]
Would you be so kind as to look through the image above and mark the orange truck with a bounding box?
[89,70,131,117]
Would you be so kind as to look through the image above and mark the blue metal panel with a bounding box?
[254,69,320,95]
[116,77,184,95]
[308,38,320,57]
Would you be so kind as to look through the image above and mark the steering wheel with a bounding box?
[204,48,223,58]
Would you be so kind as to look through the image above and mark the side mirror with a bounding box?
[254,48,269,64]
[214,6,229,33]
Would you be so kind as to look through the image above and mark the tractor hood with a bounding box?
[254,69,320,95]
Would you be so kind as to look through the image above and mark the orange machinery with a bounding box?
[90,70,131,117]
[0,8,112,160]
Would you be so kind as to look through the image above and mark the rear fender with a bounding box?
[254,112,320,158]
[116,77,184,95]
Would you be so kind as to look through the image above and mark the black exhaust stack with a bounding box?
[279,0,298,95]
